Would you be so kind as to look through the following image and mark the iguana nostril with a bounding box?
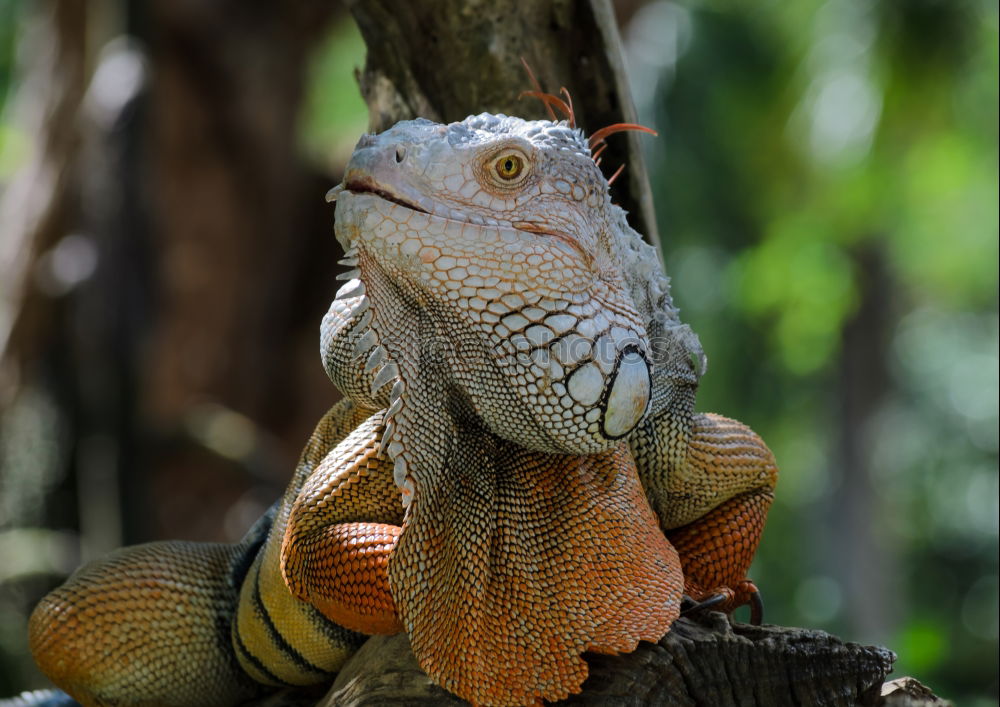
[395,145,406,163]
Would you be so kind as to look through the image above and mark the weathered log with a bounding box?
[1,668,952,707]
[879,678,953,707]
[318,613,897,706]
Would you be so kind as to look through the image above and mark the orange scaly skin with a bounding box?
[27,114,778,707]
[283,521,403,636]
[668,489,772,612]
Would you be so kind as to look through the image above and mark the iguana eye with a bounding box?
[485,149,530,187]
[495,154,523,180]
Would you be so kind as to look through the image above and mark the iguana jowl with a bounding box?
[28,114,778,707]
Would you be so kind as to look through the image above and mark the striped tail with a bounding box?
[230,504,365,687]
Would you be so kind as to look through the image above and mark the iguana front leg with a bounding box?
[632,411,778,619]
[279,408,405,636]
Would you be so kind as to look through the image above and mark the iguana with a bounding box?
[27,113,777,707]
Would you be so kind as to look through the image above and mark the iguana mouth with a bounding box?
[343,176,431,214]
[339,175,588,263]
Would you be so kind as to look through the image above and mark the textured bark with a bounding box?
[347,0,661,259]
[318,613,897,706]
[879,678,953,707]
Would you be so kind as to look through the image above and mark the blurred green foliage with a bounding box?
[0,0,29,179]
[625,0,998,703]
[298,18,369,170]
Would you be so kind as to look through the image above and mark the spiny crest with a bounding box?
[332,247,413,506]
[520,57,576,127]
[518,58,658,186]
[612,211,677,323]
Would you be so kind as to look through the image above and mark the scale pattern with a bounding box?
[27,113,779,707]
[29,541,259,706]
[390,436,681,706]
[667,487,773,611]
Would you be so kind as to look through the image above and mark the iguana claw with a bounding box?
[680,592,728,616]
[679,580,764,625]
[748,586,764,625]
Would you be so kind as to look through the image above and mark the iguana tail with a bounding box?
[27,534,265,707]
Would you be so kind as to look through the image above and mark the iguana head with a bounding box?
[329,114,665,461]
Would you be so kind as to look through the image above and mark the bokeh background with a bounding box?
[0,0,996,703]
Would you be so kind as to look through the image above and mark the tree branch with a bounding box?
[319,614,897,706]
